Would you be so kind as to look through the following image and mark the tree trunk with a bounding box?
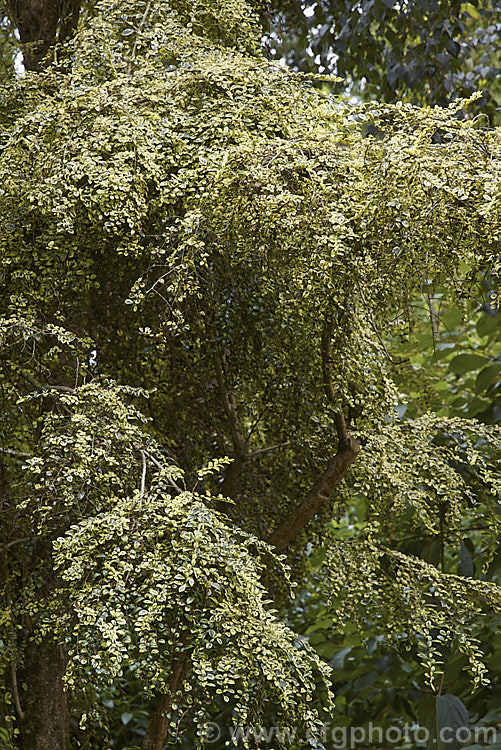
[6,0,81,72]
[142,656,190,750]
[17,638,70,750]
[142,693,172,750]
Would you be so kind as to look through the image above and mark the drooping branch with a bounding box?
[213,352,247,498]
[267,317,361,552]
[321,315,350,449]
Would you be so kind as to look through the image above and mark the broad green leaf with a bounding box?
[449,354,489,375]
[436,694,469,750]
[459,542,474,578]
[475,363,500,394]
[330,648,352,669]
[476,314,499,338]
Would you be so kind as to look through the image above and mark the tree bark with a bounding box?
[267,316,362,551]
[5,0,81,72]
[17,638,70,750]
[141,655,190,750]
[213,352,247,499]
[267,437,360,551]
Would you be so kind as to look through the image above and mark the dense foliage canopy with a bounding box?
[0,0,500,748]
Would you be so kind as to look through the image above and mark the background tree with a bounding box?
[263,0,501,121]
[0,1,500,749]
[1,0,82,71]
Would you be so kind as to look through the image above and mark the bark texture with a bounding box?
[5,0,81,71]
[18,638,70,750]
[141,656,190,750]
[267,437,361,551]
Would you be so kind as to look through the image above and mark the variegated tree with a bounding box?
[0,1,500,748]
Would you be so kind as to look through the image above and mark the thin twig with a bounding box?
[356,282,409,365]
[142,449,183,493]
[10,663,24,721]
[248,441,291,458]
[127,1,152,75]
[140,449,147,502]
[427,293,440,352]
[437,671,445,696]
[321,316,350,448]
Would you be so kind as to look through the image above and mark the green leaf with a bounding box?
[449,354,489,375]
[353,670,378,692]
[476,314,499,338]
[436,693,468,750]
[475,363,500,394]
[434,342,456,360]
[459,542,474,578]
[330,647,352,669]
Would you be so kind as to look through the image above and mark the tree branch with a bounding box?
[19,370,75,393]
[248,441,291,458]
[267,443,360,552]
[267,317,361,552]
[140,449,184,494]
[5,0,81,72]
[10,662,25,721]
[2,538,29,550]
[213,353,247,498]
[141,650,190,750]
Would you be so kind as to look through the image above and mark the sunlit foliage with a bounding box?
[0,0,500,746]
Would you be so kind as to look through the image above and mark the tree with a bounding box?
[264,0,501,120]
[0,0,81,72]
[0,1,500,748]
